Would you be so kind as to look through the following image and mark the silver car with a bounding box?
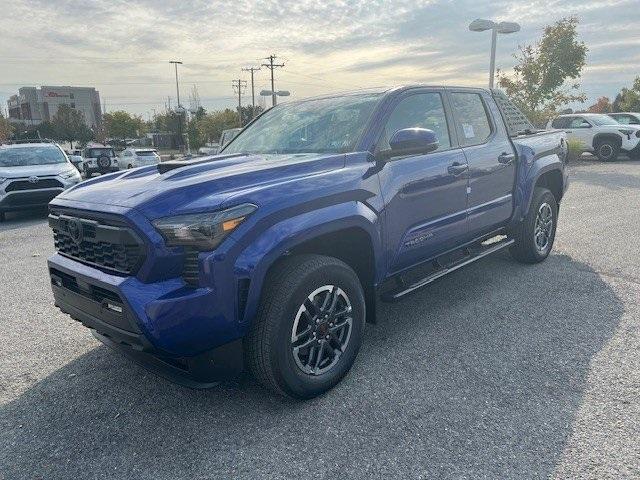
[119,148,161,169]
[0,142,82,221]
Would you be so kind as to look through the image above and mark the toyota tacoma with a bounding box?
[48,86,568,398]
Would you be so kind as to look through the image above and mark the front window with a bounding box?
[589,115,619,126]
[222,94,381,155]
[0,146,67,167]
[381,92,451,150]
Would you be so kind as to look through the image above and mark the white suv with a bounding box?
[548,113,640,161]
[119,148,161,169]
[82,145,119,176]
[0,142,82,221]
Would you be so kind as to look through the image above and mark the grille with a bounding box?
[49,213,145,275]
[182,248,200,285]
[6,178,64,192]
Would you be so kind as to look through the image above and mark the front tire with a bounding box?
[245,254,365,399]
[595,140,620,162]
[510,187,558,264]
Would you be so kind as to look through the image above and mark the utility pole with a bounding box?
[232,79,247,126]
[169,60,183,107]
[261,54,284,107]
[242,66,261,119]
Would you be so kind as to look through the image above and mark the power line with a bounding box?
[232,79,247,126]
[242,66,261,120]
[261,54,285,107]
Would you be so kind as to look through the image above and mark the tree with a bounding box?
[240,105,264,126]
[612,76,640,112]
[103,110,146,140]
[498,17,588,124]
[0,114,14,142]
[51,104,93,149]
[197,109,239,144]
[587,97,613,113]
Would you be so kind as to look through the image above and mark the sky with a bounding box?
[1,0,639,117]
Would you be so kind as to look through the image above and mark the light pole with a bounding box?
[169,60,183,107]
[469,19,520,89]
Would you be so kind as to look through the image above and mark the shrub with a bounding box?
[566,138,584,162]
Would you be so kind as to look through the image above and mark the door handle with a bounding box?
[447,162,469,176]
[498,152,515,165]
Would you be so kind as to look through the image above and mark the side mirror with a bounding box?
[382,128,439,160]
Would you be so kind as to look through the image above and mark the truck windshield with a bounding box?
[0,146,67,167]
[222,94,381,155]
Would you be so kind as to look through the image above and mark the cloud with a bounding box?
[1,0,638,115]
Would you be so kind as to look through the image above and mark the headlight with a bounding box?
[153,204,257,251]
[0,177,6,184]
[60,169,79,179]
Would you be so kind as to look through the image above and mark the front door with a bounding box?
[377,89,469,274]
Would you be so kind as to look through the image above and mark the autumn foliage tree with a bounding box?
[498,17,588,125]
[0,113,13,142]
[587,97,613,113]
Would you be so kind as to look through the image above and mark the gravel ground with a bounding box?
[1,158,639,480]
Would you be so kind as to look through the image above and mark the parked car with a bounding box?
[608,112,640,126]
[0,141,82,221]
[82,145,119,176]
[547,113,640,161]
[198,145,220,156]
[68,155,84,173]
[220,128,241,147]
[119,148,161,169]
[48,86,568,398]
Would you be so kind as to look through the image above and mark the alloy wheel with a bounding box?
[534,202,553,254]
[290,285,353,376]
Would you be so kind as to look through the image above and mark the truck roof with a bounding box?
[297,85,491,102]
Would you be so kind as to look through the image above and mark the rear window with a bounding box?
[85,148,115,158]
[136,150,157,157]
[450,92,493,146]
[551,117,570,129]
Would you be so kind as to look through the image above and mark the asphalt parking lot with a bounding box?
[1,158,639,480]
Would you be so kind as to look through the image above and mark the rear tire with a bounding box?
[595,140,620,162]
[510,187,558,264]
[245,254,365,399]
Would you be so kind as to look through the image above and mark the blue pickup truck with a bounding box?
[48,86,568,398]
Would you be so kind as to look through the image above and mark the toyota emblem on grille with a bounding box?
[28,176,39,184]
[66,218,84,245]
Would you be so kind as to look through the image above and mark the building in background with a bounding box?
[7,86,102,129]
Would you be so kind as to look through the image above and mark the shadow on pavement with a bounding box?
[0,208,49,232]
[0,252,624,479]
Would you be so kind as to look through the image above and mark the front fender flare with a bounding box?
[232,201,382,331]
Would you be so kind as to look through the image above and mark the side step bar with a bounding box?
[380,237,515,302]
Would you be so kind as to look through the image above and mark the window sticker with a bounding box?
[462,123,475,139]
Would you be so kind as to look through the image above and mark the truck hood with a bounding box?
[0,162,74,179]
[56,153,346,218]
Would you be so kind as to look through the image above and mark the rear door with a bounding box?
[447,89,516,238]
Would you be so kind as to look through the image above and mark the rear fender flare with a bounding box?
[515,155,565,221]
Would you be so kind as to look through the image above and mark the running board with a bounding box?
[380,237,515,302]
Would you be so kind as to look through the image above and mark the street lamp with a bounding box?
[469,19,520,89]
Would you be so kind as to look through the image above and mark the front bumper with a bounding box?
[0,188,64,212]
[48,253,244,386]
